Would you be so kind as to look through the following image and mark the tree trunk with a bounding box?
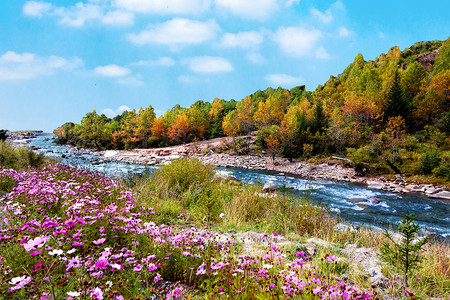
[382,157,402,174]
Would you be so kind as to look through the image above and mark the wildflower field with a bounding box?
[0,163,377,299]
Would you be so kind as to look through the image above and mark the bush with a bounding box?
[151,158,215,197]
[419,150,441,174]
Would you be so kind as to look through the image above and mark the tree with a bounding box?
[265,125,282,163]
[380,213,428,286]
[222,110,240,154]
[209,98,225,138]
[432,37,450,76]
[169,113,191,144]
[383,70,410,125]
[401,61,428,99]
[385,116,406,165]
[310,99,328,134]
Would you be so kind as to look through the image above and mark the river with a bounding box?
[27,133,449,239]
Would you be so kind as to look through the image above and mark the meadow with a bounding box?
[0,157,448,299]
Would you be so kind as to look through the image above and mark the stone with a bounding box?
[425,187,442,195]
[368,197,381,205]
[347,198,367,203]
[428,191,450,200]
[263,182,277,191]
[367,181,384,190]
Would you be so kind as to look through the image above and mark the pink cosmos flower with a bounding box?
[134,264,143,272]
[90,287,103,300]
[147,263,158,271]
[154,273,161,283]
[312,286,322,295]
[92,238,106,245]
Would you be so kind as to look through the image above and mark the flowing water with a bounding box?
[27,133,450,239]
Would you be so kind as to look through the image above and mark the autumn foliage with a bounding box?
[55,38,450,178]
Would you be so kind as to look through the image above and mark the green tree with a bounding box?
[432,37,450,76]
[383,70,410,124]
[380,213,428,286]
[310,99,328,134]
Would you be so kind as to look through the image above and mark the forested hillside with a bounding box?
[55,38,450,179]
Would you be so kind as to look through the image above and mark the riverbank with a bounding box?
[98,142,450,201]
[10,132,449,201]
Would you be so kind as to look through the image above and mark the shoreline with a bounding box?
[9,132,450,201]
[99,145,450,202]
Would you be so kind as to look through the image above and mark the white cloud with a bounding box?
[0,51,35,63]
[215,0,279,19]
[23,1,52,17]
[0,51,83,80]
[337,26,352,37]
[131,57,175,67]
[285,0,300,6]
[117,76,145,86]
[101,10,134,25]
[315,46,331,59]
[310,7,333,24]
[128,18,219,46]
[184,56,233,73]
[114,0,211,14]
[94,64,131,77]
[219,31,264,50]
[246,53,266,64]
[101,105,131,118]
[23,1,134,27]
[266,73,304,87]
[379,32,386,39]
[272,26,322,57]
[54,2,103,27]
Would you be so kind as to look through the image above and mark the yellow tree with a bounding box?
[385,116,406,165]
[222,110,240,153]
[169,113,191,144]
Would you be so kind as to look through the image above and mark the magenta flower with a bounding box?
[90,287,104,300]
[147,263,158,271]
[154,273,161,283]
[92,238,106,245]
[326,255,338,261]
[312,286,322,295]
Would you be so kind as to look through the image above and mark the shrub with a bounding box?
[419,150,441,174]
[151,158,215,197]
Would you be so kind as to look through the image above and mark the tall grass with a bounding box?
[0,140,51,171]
[131,158,338,237]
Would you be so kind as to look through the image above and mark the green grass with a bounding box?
[0,140,53,171]
[128,158,450,299]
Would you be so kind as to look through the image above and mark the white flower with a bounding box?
[67,248,76,254]
[219,213,224,219]
[67,291,80,297]
[111,263,121,270]
[262,264,273,269]
[48,249,64,256]
[9,276,26,285]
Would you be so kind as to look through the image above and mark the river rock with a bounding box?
[406,185,422,192]
[263,182,277,191]
[341,244,388,287]
[348,198,367,203]
[425,187,442,195]
[368,197,381,205]
[367,181,384,190]
[428,191,450,200]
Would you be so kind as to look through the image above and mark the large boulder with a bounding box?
[367,181,384,190]
[263,182,277,191]
[428,191,450,200]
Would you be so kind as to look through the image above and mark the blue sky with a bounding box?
[0,0,449,132]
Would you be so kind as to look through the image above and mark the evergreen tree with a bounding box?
[380,213,428,286]
[383,70,410,124]
[310,100,328,134]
